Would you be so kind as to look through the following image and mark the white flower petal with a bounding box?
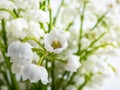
[21,64,49,84]
[7,41,33,64]
[44,28,68,53]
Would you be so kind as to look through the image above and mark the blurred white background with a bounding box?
[100,57,120,90]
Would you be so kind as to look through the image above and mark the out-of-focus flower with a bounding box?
[25,21,44,39]
[6,18,28,42]
[65,55,81,72]
[14,0,41,9]
[21,9,49,23]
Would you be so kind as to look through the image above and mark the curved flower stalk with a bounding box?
[0,0,17,20]
[0,0,119,90]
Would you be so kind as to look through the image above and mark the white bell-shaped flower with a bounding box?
[7,41,33,64]
[21,64,49,84]
[65,55,81,72]
[6,18,28,39]
[43,28,68,53]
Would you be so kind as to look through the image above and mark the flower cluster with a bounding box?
[0,0,119,90]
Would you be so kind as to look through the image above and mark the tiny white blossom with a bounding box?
[44,28,68,53]
[21,64,49,84]
[6,18,28,40]
[65,55,81,72]
[7,41,33,64]
[22,9,49,23]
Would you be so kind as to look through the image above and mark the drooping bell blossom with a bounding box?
[21,64,49,84]
[7,41,33,65]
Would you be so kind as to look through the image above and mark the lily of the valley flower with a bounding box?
[65,55,81,72]
[7,41,33,65]
[43,28,68,53]
[6,18,28,40]
[21,64,49,84]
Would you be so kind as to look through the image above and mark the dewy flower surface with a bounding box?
[43,28,68,53]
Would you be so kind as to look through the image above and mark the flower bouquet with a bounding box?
[0,0,119,90]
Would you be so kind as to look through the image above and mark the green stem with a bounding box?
[91,11,108,30]
[51,60,55,90]
[48,0,52,32]
[1,19,20,90]
[80,43,111,61]
[77,2,87,55]
[37,53,47,65]
[63,72,77,89]
[22,36,46,51]
[32,48,45,54]
[40,23,46,33]
[2,70,11,89]
[57,71,68,90]
[80,32,106,55]
[78,73,93,90]
[0,8,17,18]
[78,78,87,90]
[53,0,64,25]
[45,56,66,63]
[40,0,46,10]
[65,22,74,31]
[13,9,19,18]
